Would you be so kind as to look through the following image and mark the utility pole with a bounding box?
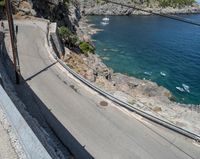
[5,0,20,84]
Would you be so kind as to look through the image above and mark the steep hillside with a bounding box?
[0,0,81,32]
[80,0,200,15]
[1,0,200,20]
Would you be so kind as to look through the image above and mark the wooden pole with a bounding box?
[5,0,20,84]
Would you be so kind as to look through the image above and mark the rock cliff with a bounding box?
[0,0,81,32]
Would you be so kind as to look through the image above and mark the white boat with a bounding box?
[101,21,109,26]
[182,84,190,93]
[160,72,166,77]
[144,72,152,76]
[176,87,185,92]
[102,17,110,22]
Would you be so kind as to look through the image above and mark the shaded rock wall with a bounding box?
[3,0,81,32]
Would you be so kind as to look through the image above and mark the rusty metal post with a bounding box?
[5,0,20,84]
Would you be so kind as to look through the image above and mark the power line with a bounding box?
[103,0,200,27]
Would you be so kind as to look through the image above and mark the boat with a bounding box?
[144,72,152,76]
[176,87,185,92]
[102,17,110,22]
[182,84,190,93]
[160,72,166,77]
[101,21,109,26]
[101,16,110,26]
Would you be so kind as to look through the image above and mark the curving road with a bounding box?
[5,20,200,159]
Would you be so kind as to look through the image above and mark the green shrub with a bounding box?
[0,0,5,7]
[58,26,79,48]
[58,26,72,39]
[158,0,195,7]
[79,42,95,56]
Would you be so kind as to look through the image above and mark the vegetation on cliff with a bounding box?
[58,25,95,55]
[158,0,195,7]
[79,41,95,55]
[82,0,199,15]
[93,0,196,7]
[58,26,79,48]
[0,0,5,7]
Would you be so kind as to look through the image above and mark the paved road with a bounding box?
[5,20,200,159]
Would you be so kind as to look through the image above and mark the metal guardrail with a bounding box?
[47,22,200,142]
[57,58,200,142]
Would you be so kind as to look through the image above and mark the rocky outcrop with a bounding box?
[9,0,81,32]
[64,52,112,82]
[32,0,81,31]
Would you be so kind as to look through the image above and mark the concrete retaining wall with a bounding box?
[0,85,52,159]
[49,23,64,59]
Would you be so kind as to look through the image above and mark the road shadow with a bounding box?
[1,41,94,159]
[25,62,58,81]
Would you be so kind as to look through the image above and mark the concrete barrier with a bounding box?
[49,23,64,59]
[0,85,52,159]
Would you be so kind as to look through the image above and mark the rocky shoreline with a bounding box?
[84,6,200,16]
[63,15,200,135]
[81,0,200,16]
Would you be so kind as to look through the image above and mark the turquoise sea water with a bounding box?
[90,15,200,104]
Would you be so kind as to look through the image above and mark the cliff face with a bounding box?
[30,0,78,30]
[2,0,81,32]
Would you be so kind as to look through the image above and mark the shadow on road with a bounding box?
[1,43,94,159]
[25,61,57,81]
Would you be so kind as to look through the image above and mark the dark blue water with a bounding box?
[90,15,200,104]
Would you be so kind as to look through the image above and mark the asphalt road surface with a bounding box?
[5,20,200,159]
